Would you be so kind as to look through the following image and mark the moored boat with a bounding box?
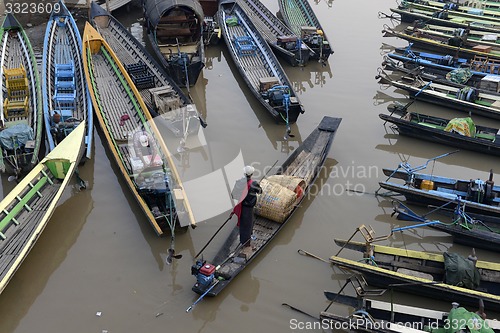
[0,122,85,295]
[321,289,500,333]
[217,0,305,126]
[142,0,205,87]
[238,0,311,66]
[379,107,500,156]
[89,1,205,138]
[42,0,93,160]
[82,22,195,256]
[393,201,500,252]
[190,116,341,297]
[331,238,500,312]
[378,165,500,218]
[390,2,500,33]
[383,26,500,61]
[277,0,333,62]
[377,69,500,121]
[0,14,43,176]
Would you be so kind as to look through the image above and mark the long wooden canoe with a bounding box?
[42,0,93,160]
[218,0,305,125]
[377,69,500,121]
[89,1,206,138]
[277,0,333,61]
[238,0,312,66]
[378,168,500,218]
[379,109,500,157]
[383,26,500,60]
[393,201,500,253]
[0,14,43,175]
[321,290,500,333]
[331,239,500,312]
[391,2,500,33]
[191,116,341,297]
[0,122,85,295]
[82,22,195,246]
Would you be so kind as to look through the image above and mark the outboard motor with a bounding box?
[468,179,486,203]
[191,260,216,290]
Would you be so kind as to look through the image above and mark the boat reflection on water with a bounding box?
[372,89,409,107]
[288,60,333,94]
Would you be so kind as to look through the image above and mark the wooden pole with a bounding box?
[106,0,110,13]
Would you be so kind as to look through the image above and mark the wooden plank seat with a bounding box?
[0,176,48,240]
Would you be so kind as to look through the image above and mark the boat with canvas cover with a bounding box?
[142,0,205,87]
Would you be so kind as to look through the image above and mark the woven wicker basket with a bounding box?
[254,175,305,223]
[266,175,305,204]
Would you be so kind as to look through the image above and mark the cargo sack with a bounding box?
[225,16,238,26]
[443,252,480,289]
[438,306,494,333]
[254,175,305,223]
[444,117,476,137]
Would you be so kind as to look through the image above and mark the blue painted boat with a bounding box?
[378,164,500,219]
[42,0,93,160]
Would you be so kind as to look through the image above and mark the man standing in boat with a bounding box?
[231,166,262,249]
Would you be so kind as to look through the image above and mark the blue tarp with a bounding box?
[0,123,34,150]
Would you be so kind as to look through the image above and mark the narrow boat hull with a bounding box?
[82,22,196,235]
[0,123,85,295]
[89,2,204,137]
[277,0,333,61]
[218,0,305,124]
[331,240,500,312]
[0,14,43,175]
[191,116,341,297]
[379,113,500,156]
[42,0,93,160]
[238,0,311,66]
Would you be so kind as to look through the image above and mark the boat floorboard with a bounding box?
[95,18,187,116]
[92,53,138,141]
[227,24,274,89]
[0,179,61,281]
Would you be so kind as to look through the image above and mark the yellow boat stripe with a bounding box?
[330,256,500,300]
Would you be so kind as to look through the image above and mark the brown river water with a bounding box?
[1,0,499,332]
